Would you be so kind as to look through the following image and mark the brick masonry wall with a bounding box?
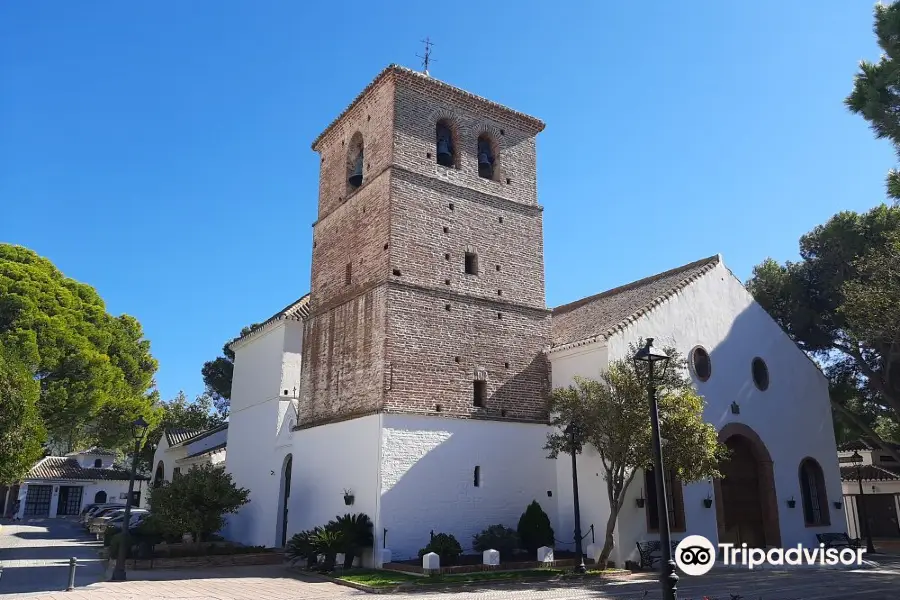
[385,283,550,421]
[314,78,395,221]
[300,68,550,427]
[299,286,387,423]
[309,172,390,314]
[392,78,539,207]
[390,169,546,309]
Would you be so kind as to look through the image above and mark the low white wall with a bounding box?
[379,414,558,562]
[286,414,382,561]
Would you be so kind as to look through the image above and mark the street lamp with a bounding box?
[850,450,876,554]
[633,338,677,600]
[565,420,587,574]
[111,416,149,582]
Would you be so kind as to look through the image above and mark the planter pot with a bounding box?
[635,498,645,508]
[343,495,354,506]
[703,498,713,508]
[787,500,796,509]
[834,501,843,509]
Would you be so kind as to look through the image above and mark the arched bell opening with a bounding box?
[347,132,364,191]
[435,120,459,169]
[477,133,498,180]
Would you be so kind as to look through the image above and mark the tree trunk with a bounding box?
[597,508,618,567]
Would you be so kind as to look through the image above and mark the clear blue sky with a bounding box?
[0,1,893,403]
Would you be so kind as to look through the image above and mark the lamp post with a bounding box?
[111,416,149,582]
[850,451,876,554]
[633,338,677,600]
[565,421,587,574]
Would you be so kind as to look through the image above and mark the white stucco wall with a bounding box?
[605,261,842,556]
[549,260,843,565]
[230,325,287,414]
[379,414,558,562]
[286,415,382,560]
[182,427,228,456]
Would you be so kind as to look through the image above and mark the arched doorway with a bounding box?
[154,461,165,488]
[94,490,107,504]
[277,454,293,547]
[714,423,781,548]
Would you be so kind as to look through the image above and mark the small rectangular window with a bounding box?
[474,466,481,487]
[464,252,478,275]
[345,262,352,285]
[473,380,487,407]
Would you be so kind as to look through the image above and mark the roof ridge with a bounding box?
[553,255,720,316]
[310,64,545,151]
[229,293,310,350]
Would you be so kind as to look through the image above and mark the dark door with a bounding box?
[862,494,900,538]
[57,486,83,516]
[24,485,52,517]
[719,436,767,547]
[281,455,292,547]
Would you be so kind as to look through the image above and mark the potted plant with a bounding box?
[343,489,354,506]
[833,501,843,509]
[636,489,646,509]
[703,493,713,509]
[787,496,796,508]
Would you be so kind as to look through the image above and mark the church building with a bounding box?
[219,64,845,567]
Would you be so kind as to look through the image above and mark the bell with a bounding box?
[478,151,493,179]
[437,138,453,167]
[348,153,363,188]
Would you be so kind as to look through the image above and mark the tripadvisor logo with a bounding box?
[674,535,866,575]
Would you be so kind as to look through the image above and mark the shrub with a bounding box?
[517,500,554,555]
[473,524,520,561]
[326,513,374,568]
[417,532,463,566]
[286,529,319,567]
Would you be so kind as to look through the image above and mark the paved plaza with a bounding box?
[3,519,900,599]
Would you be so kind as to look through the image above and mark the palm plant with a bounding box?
[326,513,374,568]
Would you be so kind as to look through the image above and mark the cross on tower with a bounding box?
[417,37,435,76]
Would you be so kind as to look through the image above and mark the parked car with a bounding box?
[90,508,148,532]
[80,504,124,525]
[84,505,127,529]
[93,511,149,538]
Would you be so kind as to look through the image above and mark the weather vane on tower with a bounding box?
[417,37,435,77]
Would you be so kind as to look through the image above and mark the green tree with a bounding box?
[0,244,160,452]
[746,205,900,456]
[139,391,224,472]
[201,323,258,418]
[0,339,46,484]
[545,341,725,567]
[846,1,900,202]
[147,463,250,542]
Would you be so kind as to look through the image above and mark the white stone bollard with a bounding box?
[483,549,500,566]
[422,551,440,573]
[537,546,554,563]
[336,553,346,567]
[380,548,392,565]
[590,544,604,566]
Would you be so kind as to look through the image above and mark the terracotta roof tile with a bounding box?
[838,439,900,452]
[66,446,117,457]
[27,457,149,481]
[550,255,721,350]
[310,64,545,151]
[165,428,202,447]
[229,294,310,349]
[840,464,900,482]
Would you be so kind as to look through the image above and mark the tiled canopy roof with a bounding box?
[840,464,900,482]
[181,442,227,461]
[229,294,310,349]
[27,457,149,481]
[165,428,202,447]
[66,446,117,457]
[838,440,900,452]
[550,255,721,350]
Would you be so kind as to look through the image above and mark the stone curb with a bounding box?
[286,565,638,594]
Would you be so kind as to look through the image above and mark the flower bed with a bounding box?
[383,554,601,576]
[124,551,282,570]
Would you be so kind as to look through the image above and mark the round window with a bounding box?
[752,357,769,391]
[691,347,712,382]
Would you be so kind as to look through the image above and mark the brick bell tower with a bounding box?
[298,64,551,427]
